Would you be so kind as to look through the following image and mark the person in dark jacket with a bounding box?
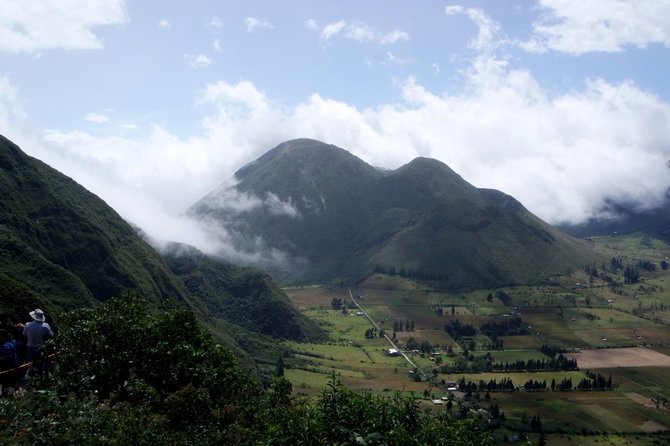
[23,309,53,377]
[0,328,20,395]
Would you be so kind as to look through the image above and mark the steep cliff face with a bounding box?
[0,134,192,310]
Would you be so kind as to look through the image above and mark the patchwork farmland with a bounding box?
[283,233,670,444]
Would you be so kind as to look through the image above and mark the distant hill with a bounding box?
[559,200,670,242]
[191,138,601,289]
[0,134,323,375]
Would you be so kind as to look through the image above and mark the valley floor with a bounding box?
[281,233,670,444]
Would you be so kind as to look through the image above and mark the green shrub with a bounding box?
[0,293,493,446]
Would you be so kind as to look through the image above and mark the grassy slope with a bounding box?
[369,159,599,290]
[0,134,193,310]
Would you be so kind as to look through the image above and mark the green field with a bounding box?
[282,236,670,436]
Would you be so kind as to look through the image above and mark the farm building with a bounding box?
[387,348,400,356]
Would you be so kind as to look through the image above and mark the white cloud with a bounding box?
[321,21,347,40]
[84,112,110,123]
[318,20,410,45]
[432,62,441,75]
[244,17,273,33]
[380,30,410,44]
[158,19,171,29]
[213,39,222,52]
[523,0,670,54]
[263,192,300,217]
[3,39,670,262]
[346,24,375,42]
[194,68,670,226]
[0,76,26,128]
[184,53,212,69]
[0,0,127,53]
[385,52,408,65]
[210,16,223,29]
[445,5,500,52]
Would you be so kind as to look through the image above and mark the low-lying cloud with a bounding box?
[3,52,670,244]
[1,4,670,260]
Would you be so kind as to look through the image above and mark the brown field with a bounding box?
[284,286,347,308]
[393,329,456,347]
[565,347,670,369]
[624,392,660,410]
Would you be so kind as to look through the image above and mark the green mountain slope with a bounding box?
[162,242,323,342]
[191,138,601,289]
[0,134,193,310]
[160,242,325,372]
[0,134,324,376]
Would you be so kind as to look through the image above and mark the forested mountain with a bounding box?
[0,134,323,375]
[190,138,601,289]
[160,242,325,370]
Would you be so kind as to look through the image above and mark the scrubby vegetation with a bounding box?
[0,294,493,445]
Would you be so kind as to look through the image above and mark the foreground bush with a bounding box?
[0,293,492,445]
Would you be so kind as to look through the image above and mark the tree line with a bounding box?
[443,315,528,350]
[490,354,578,372]
[373,265,449,282]
[392,319,415,332]
[479,315,530,337]
[586,257,667,286]
[456,371,612,393]
[331,297,355,310]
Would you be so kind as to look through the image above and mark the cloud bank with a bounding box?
[5,54,669,232]
[0,0,127,53]
[523,0,670,54]
[1,2,670,259]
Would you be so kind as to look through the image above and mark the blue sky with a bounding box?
[1,0,670,252]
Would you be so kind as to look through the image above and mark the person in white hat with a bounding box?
[23,309,54,375]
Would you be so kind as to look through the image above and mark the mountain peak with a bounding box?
[191,139,600,289]
[274,138,333,154]
[234,139,368,183]
[400,156,462,178]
